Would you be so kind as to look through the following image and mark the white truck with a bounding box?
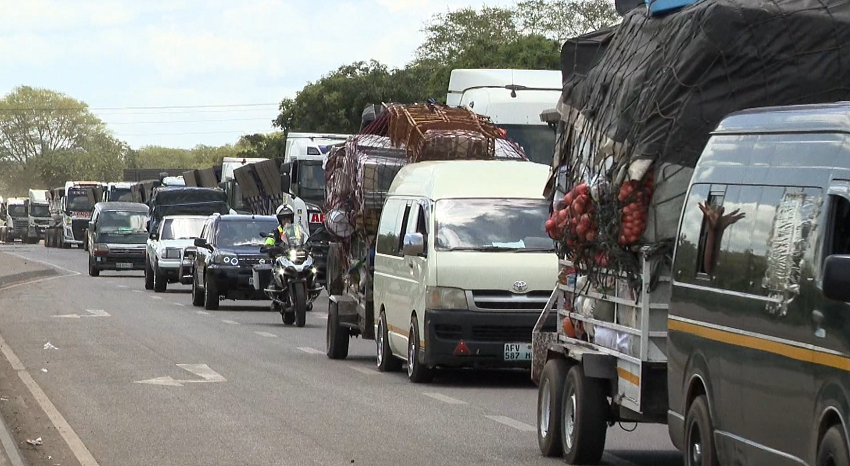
[59,181,103,249]
[103,182,138,203]
[220,157,268,214]
[27,189,50,243]
[446,69,562,167]
[0,197,28,243]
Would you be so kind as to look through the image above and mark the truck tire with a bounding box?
[326,300,349,359]
[376,311,401,372]
[406,316,432,384]
[191,270,204,307]
[294,283,307,328]
[144,258,154,290]
[538,358,569,457]
[817,425,850,466]
[561,365,608,465]
[83,232,88,251]
[326,242,343,295]
[204,274,219,310]
[88,254,100,277]
[685,396,718,466]
[153,265,167,292]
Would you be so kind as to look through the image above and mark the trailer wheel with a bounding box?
[685,396,718,466]
[326,300,349,359]
[326,242,343,295]
[538,358,569,457]
[561,365,608,465]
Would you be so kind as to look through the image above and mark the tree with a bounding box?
[236,132,287,160]
[0,86,126,192]
[416,6,519,64]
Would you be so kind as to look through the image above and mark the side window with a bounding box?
[824,193,850,257]
[674,184,711,282]
[376,199,403,256]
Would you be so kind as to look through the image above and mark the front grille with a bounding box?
[471,325,534,342]
[107,248,144,257]
[13,224,26,233]
[434,324,463,340]
[237,255,270,267]
[71,219,87,241]
[470,290,552,311]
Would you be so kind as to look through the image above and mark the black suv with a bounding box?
[191,214,279,310]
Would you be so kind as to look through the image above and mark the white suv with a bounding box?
[145,215,208,292]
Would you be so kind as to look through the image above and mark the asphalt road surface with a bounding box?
[0,243,682,466]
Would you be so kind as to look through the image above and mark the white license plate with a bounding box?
[248,277,254,286]
[116,263,133,269]
[504,343,533,361]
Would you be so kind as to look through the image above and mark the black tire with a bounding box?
[326,300,349,359]
[44,231,50,247]
[61,235,70,249]
[818,425,850,466]
[144,257,154,290]
[83,233,88,251]
[191,271,204,307]
[406,316,432,383]
[153,265,166,292]
[538,358,569,457]
[377,311,401,372]
[87,254,100,277]
[204,273,219,310]
[561,365,608,465]
[282,310,295,325]
[684,396,718,466]
[294,284,307,328]
[326,242,343,295]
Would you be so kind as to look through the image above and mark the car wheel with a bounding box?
[144,257,154,290]
[561,365,608,465]
[406,316,432,383]
[203,273,219,310]
[538,358,569,457]
[87,254,100,277]
[153,264,166,292]
[376,311,401,372]
[817,425,850,466]
[685,395,719,466]
[326,300,349,359]
[191,271,204,307]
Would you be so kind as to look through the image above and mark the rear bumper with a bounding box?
[422,309,556,369]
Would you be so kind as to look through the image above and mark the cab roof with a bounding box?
[95,202,149,212]
[388,160,551,200]
[715,102,850,135]
[214,214,276,222]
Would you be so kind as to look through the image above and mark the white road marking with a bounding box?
[132,290,142,293]
[603,453,640,466]
[254,331,278,338]
[297,347,325,355]
[173,303,185,307]
[423,392,467,405]
[196,311,210,315]
[313,312,328,320]
[135,364,227,387]
[0,397,25,466]
[150,296,162,300]
[484,415,536,432]
[53,309,111,319]
[221,319,240,325]
[0,331,100,466]
[116,285,127,289]
[349,365,379,375]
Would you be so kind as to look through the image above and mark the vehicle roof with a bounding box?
[389,160,551,200]
[108,182,136,188]
[715,102,850,135]
[447,69,561,107]
[7,197,26,204]
[162,215,210,221]
[215,214,277,222]
[95,202,149,212]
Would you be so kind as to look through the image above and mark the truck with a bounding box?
[218,157,267,214]
[103,182,140,203]
[446,69,562,166]
[530,0,850,463]
[0,197,28,243]
[322,102,531,362]
[51,182,103,249]
[44,188,64,248]
[27,189,50,243]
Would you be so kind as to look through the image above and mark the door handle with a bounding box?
[812,310,824,325]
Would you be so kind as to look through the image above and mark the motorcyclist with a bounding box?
[265,204,308,250]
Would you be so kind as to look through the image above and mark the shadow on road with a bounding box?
[606,450,682,466]
[422,368,536,389]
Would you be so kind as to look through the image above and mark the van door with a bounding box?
[374,199,408,352]
[396,201,429,355]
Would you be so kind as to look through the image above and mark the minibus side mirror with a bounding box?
[822,254,850,302]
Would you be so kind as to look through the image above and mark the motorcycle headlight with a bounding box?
[287,249,297,261]
[213,253,238,266]
[163,248,181,259]
[425,286,468,310]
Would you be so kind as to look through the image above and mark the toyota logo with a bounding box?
[512,281,528,293]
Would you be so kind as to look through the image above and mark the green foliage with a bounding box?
[236,132,287,160]
[129,144,238,170]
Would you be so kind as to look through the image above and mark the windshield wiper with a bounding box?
[448,246,522,252]
[513,248,556,253]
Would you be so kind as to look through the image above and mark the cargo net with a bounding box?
[325,102,527,267]
[545,0,850,285]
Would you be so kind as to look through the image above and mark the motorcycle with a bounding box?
[258,229,322,327]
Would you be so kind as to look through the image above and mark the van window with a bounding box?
[377,199,403,256]
[825,194,850,256]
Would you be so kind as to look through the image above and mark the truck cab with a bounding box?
[1,197,28,243]
[60,182,103,249]
[446,69,561,166]
[103,182,138,203]
[27,189,50,243]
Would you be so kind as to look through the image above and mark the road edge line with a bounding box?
[0,332,99,466]
[0,399,25,466]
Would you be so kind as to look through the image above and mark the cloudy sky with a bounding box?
[0,0,514,149]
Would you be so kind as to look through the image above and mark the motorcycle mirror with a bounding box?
[260,231,270,238]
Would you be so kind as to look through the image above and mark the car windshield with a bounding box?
[30,205,49,217]
[109,189,135,202]
[216,219,278,248]
[67,193,92,212]
[435,198,554,252]
[500,124,556,166]
[98,211,148,234]
[161,217,206,240]
[8,205,25,217]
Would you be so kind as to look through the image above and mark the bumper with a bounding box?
[158,258,195,284]
[423,309,557,369]
[94,254,145,270]
[208,266,267,300]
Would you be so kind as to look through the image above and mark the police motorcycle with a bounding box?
[257,206,322,327]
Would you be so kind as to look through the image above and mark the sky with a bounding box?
[0,0,514,150]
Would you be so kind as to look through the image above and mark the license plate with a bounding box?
[504,343,533,361]
[116,263,133,269]
[249,277,254,286]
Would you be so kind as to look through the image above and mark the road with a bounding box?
[0,243,682,466]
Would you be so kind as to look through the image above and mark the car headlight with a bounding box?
[425,286,468,310]
[213,253,238,266]
[163,248,181,259]
[93,244,109,254]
